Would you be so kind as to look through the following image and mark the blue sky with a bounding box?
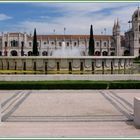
[0,2,139,35]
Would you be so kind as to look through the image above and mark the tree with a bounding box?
[32,28,38,56]
[88,25,95,56]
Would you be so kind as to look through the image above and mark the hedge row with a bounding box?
[0,81,140,89]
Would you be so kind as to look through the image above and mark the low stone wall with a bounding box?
[0,74,140,81]
[0,56,135,72]
[134,97,140,128]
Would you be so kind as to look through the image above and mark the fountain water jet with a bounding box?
[52,41,82,57]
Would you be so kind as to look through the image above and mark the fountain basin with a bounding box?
[0,56,134,73]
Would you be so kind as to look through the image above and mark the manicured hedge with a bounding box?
[0,81,108,90]
[109,81,140,89]
[0,81,140,89]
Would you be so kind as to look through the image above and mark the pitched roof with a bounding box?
[27,34,112,41]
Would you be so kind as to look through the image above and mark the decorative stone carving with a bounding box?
[0,56,134,72]
[73,59,80,68]
[16,60,23,68]
[26,59,32,70]
[105,60,111,68]
[126,59,129,66]
[96,60,102,68]
[37,60,43,68]
[85,59,91,68]
[48,60,56,69]
[114,59,119,67]
[9,60,15,70]
[121,59,124,67]
[60,59,68,69]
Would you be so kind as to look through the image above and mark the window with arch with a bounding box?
[42,51,48,56]
[67,42,69,46]
[102,51,108,56]
[51,42,54,45]
[96,42,100,47]
[11,40,18,47]
[74,42,77,46]
[11,50,18,56]
[5,41,7,47]
[104,42,107,47]
[59,42,62,46]
[29,42,32,47]
[37,42,39,47]
[21,41,24,47]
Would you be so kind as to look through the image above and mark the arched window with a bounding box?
[11,50,18,56]
[28,51,32,56]
[5,41,7,47]
[59,42,62,46]
[29,42,32,47]
[124,50,130,56]
[95,51,101,56]
[21,41,24,47]
[42,51,48,56]
[96,42,100,47]
[67,42,69,46]
[104,42,107,47]
[102,51,108,56]
[11,40,18,47]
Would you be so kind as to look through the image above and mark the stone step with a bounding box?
[6,115,131,122]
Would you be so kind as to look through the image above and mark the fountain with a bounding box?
[0,37,135,74]
[52,41,82,57]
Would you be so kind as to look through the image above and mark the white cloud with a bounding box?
[0,14,12,21]
[17,3,139,35]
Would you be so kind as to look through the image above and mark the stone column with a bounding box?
[92,61,95,74]
[69,61,72,74]
[111,61,113,74]
[45,62,47,74]
[118,59,120,74]
[102,60,104,74]
[124,59,126,74]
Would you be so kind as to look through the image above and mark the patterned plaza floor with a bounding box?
[0,90,140,137]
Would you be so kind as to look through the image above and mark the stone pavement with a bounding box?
[0,90,140,137]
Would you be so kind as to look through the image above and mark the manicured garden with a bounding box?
[0,80,140,89]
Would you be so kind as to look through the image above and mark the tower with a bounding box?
[112,19,121,56]
[131,7,140,56]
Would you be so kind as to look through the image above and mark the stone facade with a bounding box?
[0,8,139,57]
